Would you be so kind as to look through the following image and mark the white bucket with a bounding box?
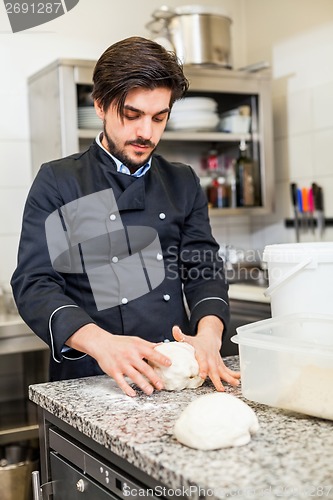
[263,242,333,316]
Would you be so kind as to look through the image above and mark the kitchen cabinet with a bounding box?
[29,358,333,500]
[28,59,274,215]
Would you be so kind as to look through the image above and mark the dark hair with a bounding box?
[92,36,189,114]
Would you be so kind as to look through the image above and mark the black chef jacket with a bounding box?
[11,140,229,381]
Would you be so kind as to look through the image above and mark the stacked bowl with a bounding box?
[167,97,219,131]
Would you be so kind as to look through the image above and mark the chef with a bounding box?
[11,36,240,396]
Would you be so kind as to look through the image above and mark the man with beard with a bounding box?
[11,37,239,396]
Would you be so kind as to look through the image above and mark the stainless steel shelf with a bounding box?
[0,312,49,356]
[78,128,253,143]
[163,131,253,142]
[0,424,39,445]
[209,205,270,216]
[0,398,40,445]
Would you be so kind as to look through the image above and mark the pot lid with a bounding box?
[174,4,232,20]
[152,4,232,21]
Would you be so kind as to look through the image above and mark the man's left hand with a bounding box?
[172,317,240,391]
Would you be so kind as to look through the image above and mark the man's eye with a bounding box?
[154,115,167,123]
[124,115,139,121]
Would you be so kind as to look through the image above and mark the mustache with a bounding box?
[126,138,155,148]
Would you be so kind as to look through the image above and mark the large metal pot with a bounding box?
[146,5,232,67]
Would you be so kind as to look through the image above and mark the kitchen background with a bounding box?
[0,0,333,289]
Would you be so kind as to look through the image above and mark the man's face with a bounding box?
[94,87,171,172]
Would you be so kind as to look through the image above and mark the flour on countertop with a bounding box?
[79,380,181,411]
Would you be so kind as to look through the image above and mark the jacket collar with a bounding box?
[90,140,146,211]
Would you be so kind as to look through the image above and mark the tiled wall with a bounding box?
[212,4,333,257]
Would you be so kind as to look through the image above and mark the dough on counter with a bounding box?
[174,392,259,450]
[149,342,205,391]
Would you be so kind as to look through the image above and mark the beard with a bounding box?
[103,124,156,173]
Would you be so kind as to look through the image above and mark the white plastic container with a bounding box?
[263,242,333,316]
[232,313,333,420]
[219,114,251,133]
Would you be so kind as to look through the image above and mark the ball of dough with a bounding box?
[149,342,204,391]
[174,392,259,450]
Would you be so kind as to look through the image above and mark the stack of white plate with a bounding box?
[77,106,102,129]
[167,97,219,131]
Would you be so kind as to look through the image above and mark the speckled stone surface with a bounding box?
[29,357,333,500]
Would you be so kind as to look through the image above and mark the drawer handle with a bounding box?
[32,471,42,500]
[32,471,55,500]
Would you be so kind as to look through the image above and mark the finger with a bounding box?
[172,325,193,345]
[147,349,172,368]
[194,350,209,380]
[218,366,240,387]
[224,367,241,379]
[125,366,157,396]
[134,359,165,391]
[208,367,225,392]
[218,361,241,381]
[136,339,172,368]
[172,325,185,341]
[112,373,137,398]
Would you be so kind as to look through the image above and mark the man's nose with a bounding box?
[137,117,153,139]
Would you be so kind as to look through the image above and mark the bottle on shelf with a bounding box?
[225,158,237,208]
[205,146,229,208]
[235,140,255,207]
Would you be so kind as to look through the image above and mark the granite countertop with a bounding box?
[29,356,333,500]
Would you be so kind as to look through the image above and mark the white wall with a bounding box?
[1,0,333,287]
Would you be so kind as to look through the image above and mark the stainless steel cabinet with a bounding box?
[28,59,274,215]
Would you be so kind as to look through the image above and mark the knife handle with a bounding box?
[315,186,324,211]
[302,188,309,212]
[290,183,298,207]
[297,188,303,212]
[308,188,314,212]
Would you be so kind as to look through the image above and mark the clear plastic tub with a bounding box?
[231,313,333,420]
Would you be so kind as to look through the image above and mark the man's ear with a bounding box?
[94,100,104,120]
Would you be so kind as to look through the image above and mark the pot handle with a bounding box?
[152,5,175,20]
[263,257,312,297]
[145,19,166,33]
[146,6,175,33]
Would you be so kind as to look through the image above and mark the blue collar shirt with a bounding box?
[96,133,151,177]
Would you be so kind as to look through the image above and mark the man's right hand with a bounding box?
[66,324,172,397]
